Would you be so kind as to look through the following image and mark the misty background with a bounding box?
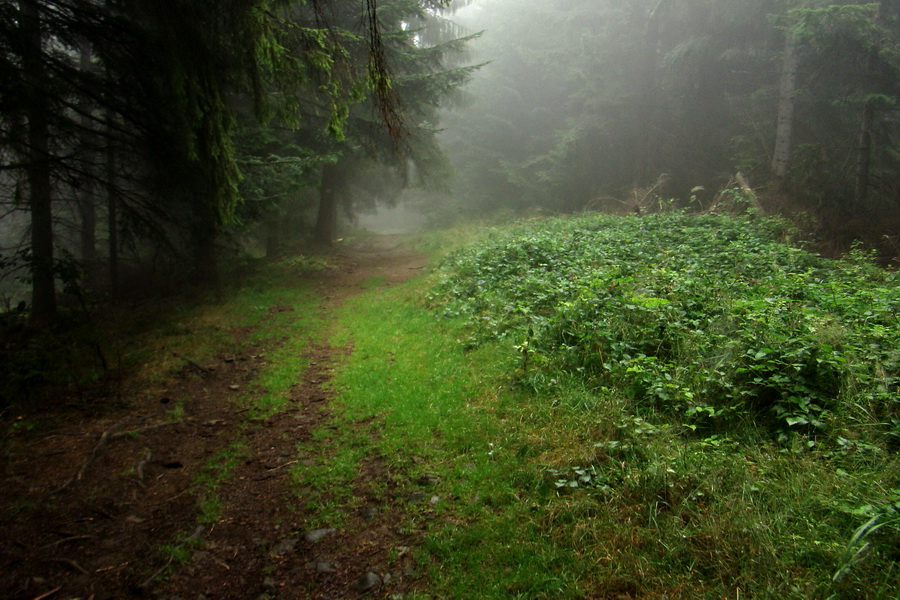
[1,0,899,322]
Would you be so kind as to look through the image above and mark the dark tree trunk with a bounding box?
[314,161,341,246]
[105,110,119,299]
[21,0,56,325]
[191,197,219,284]
[78,43,97,266]
[265,214,281,258]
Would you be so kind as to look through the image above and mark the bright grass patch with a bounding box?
[418,213,900,599]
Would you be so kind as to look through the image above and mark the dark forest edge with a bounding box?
[0,0,477,325]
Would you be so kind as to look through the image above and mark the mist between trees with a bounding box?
[1,0,899,327]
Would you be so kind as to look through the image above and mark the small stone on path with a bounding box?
[351,572,381,593]
[314,561,337,573]
[304,528,337,543]
[271,538,299,556]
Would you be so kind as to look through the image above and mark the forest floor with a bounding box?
[0,236,430,600]
[4,216,898,600]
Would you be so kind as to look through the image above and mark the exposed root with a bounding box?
[47,420,176,497]
[35,535,92,553]
[172,351,211,374]
[46,557,89,574]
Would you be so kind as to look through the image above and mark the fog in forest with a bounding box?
[3,5,900,598]
[435,1,899,244]
[1,0,899,318]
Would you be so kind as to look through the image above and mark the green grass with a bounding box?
[13,217,895,598]
[193,441,248,524]
[418,213,900,599]
[283,215,899,599]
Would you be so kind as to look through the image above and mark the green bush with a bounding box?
[431,213,900,439]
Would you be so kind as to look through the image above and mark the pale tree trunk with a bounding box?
[771,28,799,206]
[21,0,56,325]
[635,0,668,185]
[854,1,887,206]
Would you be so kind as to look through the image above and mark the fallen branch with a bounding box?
[47,557,89,574]
[172,351,211,374]
[267,460,298,472]
[35,535,92,553]
[32,586,61,600]
[109,423,172,442]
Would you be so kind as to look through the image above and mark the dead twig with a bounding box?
[46,557,89,574]
[35,535,92,553]
[267,460,298,472]
[31,586,62,600]
[109,422,172,441]
[172,351,211,374]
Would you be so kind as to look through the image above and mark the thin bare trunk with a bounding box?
[106,110,119,299]
[854,103,875,205]
[314,161,341,246]
[190,197,219,284]
[854,1,887,206]
[22,0,56,325]
[78,43,97,265]
[771,31,798,193]
[635,0,668,185]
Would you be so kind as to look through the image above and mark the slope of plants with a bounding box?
[426,212,899,598]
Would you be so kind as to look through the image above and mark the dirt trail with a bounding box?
[0,236,429,600]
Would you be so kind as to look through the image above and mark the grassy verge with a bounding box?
[306,215,899,599]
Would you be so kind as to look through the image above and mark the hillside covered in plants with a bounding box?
[427,212,899,597]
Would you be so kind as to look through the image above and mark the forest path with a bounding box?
[0,235,430,600]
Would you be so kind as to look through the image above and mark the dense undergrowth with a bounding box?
[424,212,899,598]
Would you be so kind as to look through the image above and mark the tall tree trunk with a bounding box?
[21,0,56,325]
[190,196,219,284]
[854,1,887,206]
[854,102,875,206]
[78,42,97,266]
[105,110,119,300]
[265,213,281,258]
[771,28,799,206]
[634,0,668,186]
[314,161,341,246]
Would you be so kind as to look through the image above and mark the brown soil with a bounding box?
[0,236,430,600]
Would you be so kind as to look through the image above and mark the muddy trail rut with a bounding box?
[1,237,431,600]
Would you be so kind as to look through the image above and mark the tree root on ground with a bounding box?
[46,420,177,497]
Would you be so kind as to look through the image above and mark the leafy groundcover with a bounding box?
[428,212,899,598]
